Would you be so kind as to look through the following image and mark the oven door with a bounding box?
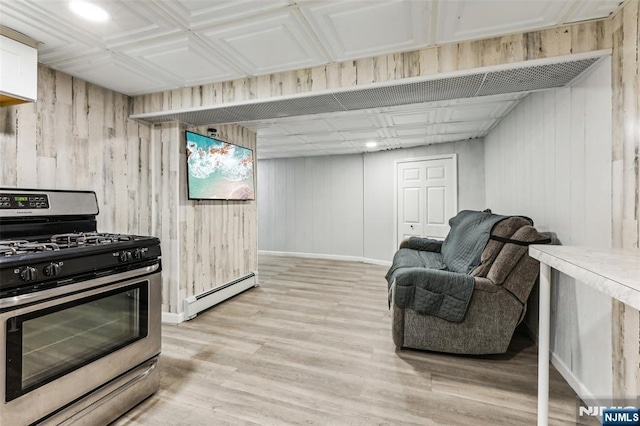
[0,265,161,426]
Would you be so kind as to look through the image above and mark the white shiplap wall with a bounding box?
[258,155,364,258]
[258,139,486,262]
[484,58,613,400]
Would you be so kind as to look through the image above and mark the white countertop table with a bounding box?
[528,245,640,426]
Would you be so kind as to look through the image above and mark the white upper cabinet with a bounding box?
[0,34,37,106]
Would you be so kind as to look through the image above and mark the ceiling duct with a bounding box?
[131,56,602,126]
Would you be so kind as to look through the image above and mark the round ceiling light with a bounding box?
[365,141,377,148]
[69,1,110,22]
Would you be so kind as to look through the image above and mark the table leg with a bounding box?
[537,263,551,426]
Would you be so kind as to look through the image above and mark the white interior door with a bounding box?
[397,156,457,246]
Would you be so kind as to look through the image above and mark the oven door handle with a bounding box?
[0,263,160,310]
[42,357,159,426]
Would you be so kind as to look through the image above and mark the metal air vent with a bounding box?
[140,108,242,125]
[333,74,485,109]
[229,94,343,121]
[130,55,604,126]
[477,58,599,96]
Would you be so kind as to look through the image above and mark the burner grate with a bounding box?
[50,232,135,248]
[0,240,60,256]
[18,242,60,251]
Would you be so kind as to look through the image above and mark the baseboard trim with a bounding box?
[258,250,392,267]
[522,321,604,408]
[549,350,600,405]
[161,311,186,324]
[183,273,257,321]
[362,257,393,267]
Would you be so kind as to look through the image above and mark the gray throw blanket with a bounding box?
[385,248,445,285]
[386,210,508,322]
[393,268,474,323]
[406,237,442,252]
[441,210,507,273]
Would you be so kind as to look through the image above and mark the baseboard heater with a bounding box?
[183,272,257,320]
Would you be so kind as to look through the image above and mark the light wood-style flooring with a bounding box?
[113,254,595,425]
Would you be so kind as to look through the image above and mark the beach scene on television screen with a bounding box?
[186,133,255,200]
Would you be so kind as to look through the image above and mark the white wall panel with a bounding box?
[484,58,613,401]
[258,155,364,258]
[258,139,485,262]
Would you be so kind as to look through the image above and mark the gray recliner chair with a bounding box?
[387,210,549,355]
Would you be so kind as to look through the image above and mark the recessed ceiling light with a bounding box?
[69,1,110,22]
[366,141,377,148]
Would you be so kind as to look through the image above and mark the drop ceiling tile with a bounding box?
[13,0,180,49]
[200,11,328,75]
[345,129,385,141]
[311,141,358,150]
[0,1,102,62]
[443,103,512,122]
[381,127,398,138]
[259,135,305,146]
[278,119,334,135]
[395,126,433,137]
[298,132,344,143]
[256,126,291,137]
[120,35,245,86]
[385,108,438,126]
[440,120,493,134]
[236,121,272,132]
[324,115,384,130]
[250,126,290,138]
[437,0,574,44]
[52,53,172,95]
[274,144,323,154]
[300,0,430,61]
[153,0,290,29]
[564,0,621,23]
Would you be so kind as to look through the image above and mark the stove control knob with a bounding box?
[133,248,145,260]
[20,266,38,281]
[44,262,62,276]
[119,251,133,262]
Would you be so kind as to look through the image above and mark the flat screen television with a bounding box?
[185,131,255,200]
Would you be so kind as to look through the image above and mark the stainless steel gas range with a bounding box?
[0,188,161,426]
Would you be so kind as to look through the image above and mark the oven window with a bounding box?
[5,282,148,402]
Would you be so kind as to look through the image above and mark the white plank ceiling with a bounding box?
[0,0,621,159]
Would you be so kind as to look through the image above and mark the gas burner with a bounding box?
[51,233,88,246]
[50,232,135,248]
[0,241,28,257]
[0,245,18,256]
[21,242,60,252]
[97,234,134,242]
[0,241,60,257]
